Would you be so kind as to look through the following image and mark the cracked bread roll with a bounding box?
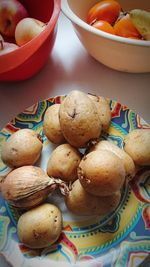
[59,90,102,148]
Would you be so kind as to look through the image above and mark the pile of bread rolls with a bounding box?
[0,89,149,249]
[44,90,150,216]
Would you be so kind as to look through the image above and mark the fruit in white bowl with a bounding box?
[15,17,46,46]
[0,0,28,37]
[130,9,150,41]
[61,0,150,73]
[0,40,18,55]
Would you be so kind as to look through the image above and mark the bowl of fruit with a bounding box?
[0,0,60,81]
[61,0,150,73]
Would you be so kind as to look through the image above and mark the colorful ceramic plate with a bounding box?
[0,95,150,267]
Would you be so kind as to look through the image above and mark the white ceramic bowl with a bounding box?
[61,0,150,73]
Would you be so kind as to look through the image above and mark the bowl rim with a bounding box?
[61,0,150,47]
[0,0,61,75]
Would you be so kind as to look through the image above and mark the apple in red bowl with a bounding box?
[0,0,60,81]
[0,0,29,37]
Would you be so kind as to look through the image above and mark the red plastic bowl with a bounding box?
[0,0,60,81]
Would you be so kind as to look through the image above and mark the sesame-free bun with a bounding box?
[124,129,150,166]
[78,150,125,196]
[89,140,135,179]
[47,143,81,182]
[88,94,111,132]
[65,179,121,216]
[43,104,65,144]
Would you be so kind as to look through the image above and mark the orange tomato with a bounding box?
[114,14,142,38]
[87,0,121,25]
[92,20,115,35]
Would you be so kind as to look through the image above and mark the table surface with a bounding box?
[0,13,150,130]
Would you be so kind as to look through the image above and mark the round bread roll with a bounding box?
[89,140,135,179]
[88,94,111,132]
[17,203,62,249]
[47,143,82,182]
[43,104,65,144]
[65,179,121,216]
[1,129,43,168]
[78,150,125,196]
[59,90,102,148]
[124,129,150,166]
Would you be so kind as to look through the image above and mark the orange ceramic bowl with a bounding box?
[0,0,60,81]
